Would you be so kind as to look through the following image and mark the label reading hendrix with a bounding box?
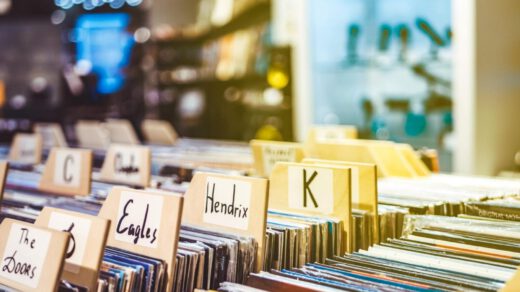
[0,223,51,288]
[203,176,252,230]
[288,166,334,214]
[115,191,163,248]
[262,145,296,175]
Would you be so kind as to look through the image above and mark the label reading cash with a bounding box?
[115,191,163,248]
[53,150,82,188]
[0,223,51,288]
[48,212,91,273]
[288,166,334,214]
[203,176,252,230]
[262,145,296,175]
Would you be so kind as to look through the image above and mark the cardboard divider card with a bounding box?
[34,123,68,149]
[75,120,111,150]
[0,161,7,200]
[307,125,358,143]
[302,158,379,244]
[396,143,430,176]
[98,186,183,292]
[100,144,151,187]
[308,140,419,178]
[0,219,69,292]
[502,268,520,292]
[8,133,42,165]
[104,119,140,145]
[35,207,110,291]
[269,162,353,253]
[183,172,269,272]
[39,147,93,196]
[250,140,305,177]
[141,119,178,145]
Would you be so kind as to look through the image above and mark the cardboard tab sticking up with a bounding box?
[250,140,305,177]
[0,219,69,292]
[183,172,269,272]
[141,119,178,145]
[307,125,358,143]
[302,158,379,244]
[502,269,520,292]
[269,162,353,253]
[98,186,183,292]
[8,133,42,165]
[104,119,140,145]
[35,207,109,291]
[75,120,111,150]
[34,123,68,149]
[0,161,7,200]
[39,148,93,196]
[308,140,418,178]
[396,143,430,176]
[100,144,151,187]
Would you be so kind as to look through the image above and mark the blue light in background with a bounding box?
[75,13,134,95]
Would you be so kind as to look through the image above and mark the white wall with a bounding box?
[453,0,520,175]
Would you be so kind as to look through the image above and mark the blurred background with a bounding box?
[0,0,518,176]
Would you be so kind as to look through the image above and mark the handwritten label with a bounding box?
[53,150,81,188]
[113,147,142,183]
[288,166,333,214]
[115,191,163,248]
[262,145,296,176]
[47,212,91,273]
[203,177,252,230]
[316,129,346,142]
[0,223,51,288]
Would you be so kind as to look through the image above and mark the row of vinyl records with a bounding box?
[0,121,518,291]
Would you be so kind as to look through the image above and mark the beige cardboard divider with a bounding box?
[0,161,7,200]
[307,125,358,143]
[141,119,178,145]
[269,162,353,253]
[34,123,68,149]
[302,158,379,244]
[0,218,69,292]
[502,269,520,292]
[39,147,93,196]
[104,119,140,145]
[8,133,42,165]
[98,186,183,292]
[250,139,305,177]
[183,172,269,272]
[308,140,419,178]
[99,144,151,187]
[35,207,110,291]
[396,143,430,177]
[75,120,111,149]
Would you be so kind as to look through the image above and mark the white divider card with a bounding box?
[307,125,358,143]
[269,162,353,253]
[35,207,110,291]
[0,219,69,292]
[0,161,7,200]
[34,123,68,149]
[302,158,380,244]
[75,120,111,150]
[8,133,42,165]
[98,187,184,292]
[99,144,151,187]
[39,148,93,196]
[250,140,305,177]
[141,119,178,145]
[104,119,140,145]
[183,172,269,272]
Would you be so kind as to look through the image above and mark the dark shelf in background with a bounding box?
[158,74,267,88]
[156,1,271,44]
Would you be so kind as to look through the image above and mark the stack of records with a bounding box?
[463,197,520,221]
[243,215,520,291]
